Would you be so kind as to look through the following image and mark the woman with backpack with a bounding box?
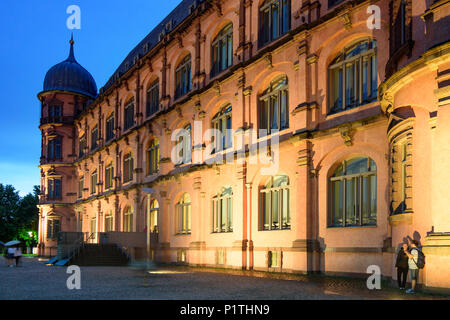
[395,243,409,289]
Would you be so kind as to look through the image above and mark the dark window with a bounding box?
[91,126,98,150]
[259,0,290,47]
[146,139,160,176]
[48,137,62,161]
[105,163,114,190]
[329,157,377,227]
[260,175,290,230]
[48,178,62,200]
[259,76,289,136]
[106,114,115,142]
[175,55,191,99]
[123,153,134,183]
[78,176,84,199]
[390,0,411,55]
[49,105,62,121]
[211,24,233,77]
[47,219,61,239]
[328,0,345,8]
[211,104,232,153]
[124,99,135,131]
[328,39,378,114]
[146,81,160,117]
[79,136,86,158]
[90,170,97,194]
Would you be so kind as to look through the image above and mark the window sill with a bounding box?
[211,231,233,234]
[175,233,191,236]
[327,224,377,229]
[260,228,291,232]
[326,100,379,119]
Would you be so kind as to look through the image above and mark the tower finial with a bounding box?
[67,33,75,62]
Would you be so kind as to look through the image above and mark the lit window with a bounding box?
[329,157,377,227]
[261,175,290,230]
[175,193,191,235]
[212,187,233,233]
[146,139,160,176]
[329,39,378,113]
[123,207,133,232]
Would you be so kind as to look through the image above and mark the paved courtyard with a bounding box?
[0,257,448,300]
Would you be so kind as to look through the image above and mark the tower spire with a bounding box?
[67,33,76,62]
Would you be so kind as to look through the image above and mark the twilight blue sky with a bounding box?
[0,0,180,196]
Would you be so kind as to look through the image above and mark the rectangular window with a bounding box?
[48,178,62,200]
[78,176,84,199]
[211,24,233,77]
[47,219,61,239]
[269,251,279,268]
[105,164,114,190]
[91,126,98,150]
[90,171,97,194]
[212,196,233,233]
[105,214,113,232]
[175,56,191,99]
[79,136,86,158]
[146,81,160,117]
[124,100,135,131]
[106,114,115,142]
[123,154,134,183]
[48,138,62,161]
[259,0,290,48]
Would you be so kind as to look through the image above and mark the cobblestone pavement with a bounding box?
[0,257,448,300]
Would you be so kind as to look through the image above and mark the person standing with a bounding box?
[404,240,420,293]
[14,246,22,267]
[395,243,409,289]
[7,247,16,267]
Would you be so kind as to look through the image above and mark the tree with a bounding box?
[0,184,40,245]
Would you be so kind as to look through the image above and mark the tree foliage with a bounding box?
[0,184,39,245]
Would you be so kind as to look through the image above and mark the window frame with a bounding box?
[91,125,98,151]
[259,0,291,48]
[106,113,115,142]
[90,170,98,195]
[175,55,192,99]
[146,139,160,176]
[105,162,114,190]
[211,23,233,77]
[212,187,233,233]
[211,105,232,153]
[328,39,378,114]
[146,80,160,117]
[47,178,62,200]
[260,175,290,231]
[328,157,377,228]
[123,153,134,183]
[123,208,133,232]
[259,76,289,137]
[46,218,61,240]
[175,194,191,235]
[48,136,62,161]
[124,99,135,131]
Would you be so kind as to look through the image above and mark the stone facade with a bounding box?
[37,0,450,291]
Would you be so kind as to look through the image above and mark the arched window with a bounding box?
[212,187,233,233]
[124,98,135,130]
[211,104,232,153]
[260,175,290,230]
[259,76,289,136]
[329,39,378,113]
[105,162,114,190]
[175,55,191,99]
[211,23,233,76]
[329,157,377,227]
[123,152,134,183]
[175,193,191,235]
[259,0,290,47]
[176,124,192,165]
[146,80,160,117]
[123,207,133,232]
[146,199,159,233]
[146,138,160,175]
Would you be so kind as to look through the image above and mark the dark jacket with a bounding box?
[395,248,409,269]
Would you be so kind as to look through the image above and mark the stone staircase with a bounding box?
[69,243,130,266]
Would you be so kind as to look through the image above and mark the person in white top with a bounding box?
[404,240,419,294]
[14,246,22,267]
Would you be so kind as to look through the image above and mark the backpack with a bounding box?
[413,248,426,269]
